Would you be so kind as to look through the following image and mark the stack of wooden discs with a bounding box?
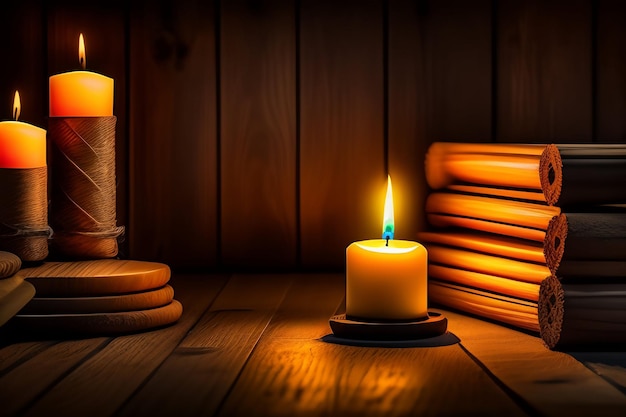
[14,259,182,336]
[0,251,36,327]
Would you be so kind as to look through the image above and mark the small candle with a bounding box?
[0,91,47,168]
[346,176,428,321]
[49,34,113,117]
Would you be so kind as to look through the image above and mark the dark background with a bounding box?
[1,0,624,271]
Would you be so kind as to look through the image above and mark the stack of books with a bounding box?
[422,142,626,349]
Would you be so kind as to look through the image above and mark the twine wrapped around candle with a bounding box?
[48,116,124,259]
[0,167,50,262]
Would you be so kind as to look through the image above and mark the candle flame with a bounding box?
[382,175,395,241]
[79,33,86,70]
[12,91,20,121]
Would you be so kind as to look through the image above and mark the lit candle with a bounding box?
[49,34,114,117]
[0,91,47,168]
[346,176,428,321]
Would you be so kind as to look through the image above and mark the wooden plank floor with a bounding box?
[1,273,626,417]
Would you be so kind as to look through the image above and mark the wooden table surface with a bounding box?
[1,273,625,417]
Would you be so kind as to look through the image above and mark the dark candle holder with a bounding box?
[329,310,447,341]
[0,167,50,262]
[48,116,124,259]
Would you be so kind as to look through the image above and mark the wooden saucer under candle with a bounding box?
[329,311,448,341]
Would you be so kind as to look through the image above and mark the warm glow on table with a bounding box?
[345,176,428,321]
[0,92,46,168]
[49,34,114,117]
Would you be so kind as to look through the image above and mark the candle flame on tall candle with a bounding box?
[382,175,395,240]
[12,91,20,121]
[79,33,86,70]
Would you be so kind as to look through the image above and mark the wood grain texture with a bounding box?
[429,280,540,332]
[0,275,24,298]
[387,0,429,238]
[0,338,109,417]
[259,273,345,340]
[129,0,218,267]
[14,299,182,336]
[417,230,547,264]
[0,340,56,375]
[596,0,626,142]
[20,285,175,314]
[20,260,170,296]
[497,0,592,142]
[0,279,35,327]
[47,0,129,253]
[446,309,626,417]
[428,263,541,301]
[220,0,297,269]
[425,0,493,142]
[425,192,562,230]
[571,352,626,394]
[116,274,293,417]
[0,251,21,279]
[388,0,492,238]
[0,0,46,129]
[2,273,626,415]
[218,339,528,417]
[428,244,550,284]
[217,274,520,417]
[19,274,226,417]
[300,0,385,269]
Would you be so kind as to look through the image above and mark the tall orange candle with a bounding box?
[49,34,113,117]
[48,33,121,260]
[0,91,47,168]
[0,91,49,262]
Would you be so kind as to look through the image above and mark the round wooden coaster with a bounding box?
[19,285,175,315]
[20,259,171,296]
[0,251,21,279]
[14,299,183,335]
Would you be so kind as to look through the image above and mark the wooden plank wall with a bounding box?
[129,0,217,268]
[1,0,626,271]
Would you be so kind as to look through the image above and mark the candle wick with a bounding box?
[386,236,389,247]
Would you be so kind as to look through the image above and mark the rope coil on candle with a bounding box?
[48,116,124,259]
[0,223,52,239]
[0,167,50,262]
